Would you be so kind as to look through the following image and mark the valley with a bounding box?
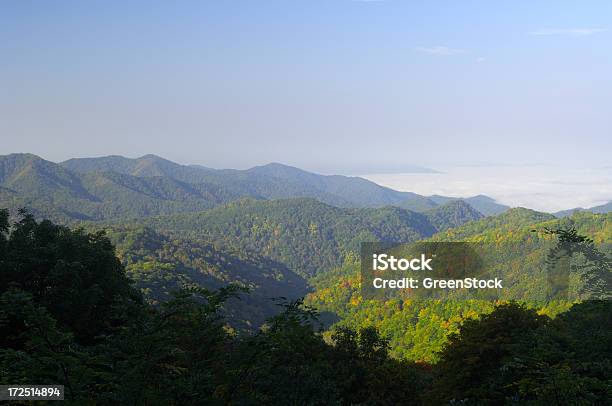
[1,152,609,358]
[1,152,610,404]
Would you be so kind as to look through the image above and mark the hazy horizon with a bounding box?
[2,150,609,213]
[2,1,611,169]
[2,1,611,211]
[364,164,612,212]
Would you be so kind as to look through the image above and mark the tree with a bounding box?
[221,299,340,404]
[544,227,611,300]
[427,302,548,404]
[0,209,142,344]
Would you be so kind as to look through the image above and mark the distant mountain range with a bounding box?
[0,153,511,221]
[2,152,609,342]
[554,201,612,218]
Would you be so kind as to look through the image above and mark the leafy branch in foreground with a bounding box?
[543,226,611,300]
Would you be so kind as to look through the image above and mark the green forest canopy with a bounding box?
[1,209,610,404]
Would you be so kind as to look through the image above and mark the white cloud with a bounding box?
[362,165,612,212]
[530,28,607,36]
[415,46,467,56]
[476,56,486,63]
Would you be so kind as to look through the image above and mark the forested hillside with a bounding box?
[306,210,611,361]
[133,197,482,277]
[2,153,610,404]
[62,155,512,213]
[1,153,511,223]
[1,210,609,404]
[103,226,309,329]
[0,154,234,222]
[61,155,427,208]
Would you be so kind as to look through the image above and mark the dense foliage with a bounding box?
[105,225,309,329]
[0,211,428,403]
[428,301,612,404]
[134,198,482,277]
[0,208,141,344]
[1,211,610,404]
[306,210,611,361]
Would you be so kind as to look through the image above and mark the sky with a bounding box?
[1,1,611,210]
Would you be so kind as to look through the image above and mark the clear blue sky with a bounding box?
[1,0,611,172]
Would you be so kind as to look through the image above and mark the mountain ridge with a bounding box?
[131,197,486,277]
[1,153,512,221]
[554,201,612,217]
[57,153,513,213]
